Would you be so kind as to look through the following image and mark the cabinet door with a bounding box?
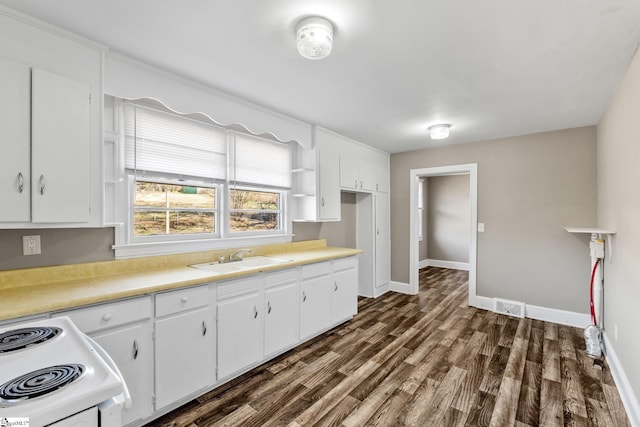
[374,152,390,193]
[92,323,153,425]
[375,192,391,288]
[299,276,333,339]
[217,292,263,379]
[358,148,377,192]
[0,58,30,222]
[332,268,358,322]
[317,147,341,221]
[155,307,215,409]
[265,282,299,357]
[339,146,358,190]
[31,68,90,223]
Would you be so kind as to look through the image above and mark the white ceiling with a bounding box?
[2,0,640,153]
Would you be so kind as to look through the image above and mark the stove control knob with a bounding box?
[102,313,112,321]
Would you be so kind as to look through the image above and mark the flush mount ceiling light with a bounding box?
[296,16,334,60]
[428,124,451,140]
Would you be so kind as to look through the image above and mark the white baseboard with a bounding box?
[603,332,640,427]
[473,296,590,328]
[525,304,591,328]
[390,281,412,294]
[420,259,470,271]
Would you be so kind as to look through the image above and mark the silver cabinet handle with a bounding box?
[334,282,338,291]
[376,183,379,191]
[102,313,112,321]
[360,180,363,189]
[267,301,272,314]
[321,197,325,206]
[181,296,189,303]
[377,228,380,235]
[39,174,46,195]
[132,340,139,360]
[202,321,207,336]
[253,305,258,319]
[355,179,357,188]
[17,172,24,194]
[302,291,307,302]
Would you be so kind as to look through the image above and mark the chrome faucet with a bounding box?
[229,248,252,262]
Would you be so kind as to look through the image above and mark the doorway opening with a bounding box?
[409,164,478,307]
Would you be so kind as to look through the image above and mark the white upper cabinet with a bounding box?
[374,152,390,193]
[337,135,389,193]
[0,58,30,222]
[292,126,341,222]
[31,69,91,223]
[0,12,104,227]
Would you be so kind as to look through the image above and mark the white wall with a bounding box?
[391,127,597,312]
[426,175,470,263]
[597,46,640,422]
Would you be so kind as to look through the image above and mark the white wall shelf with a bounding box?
[565,227,616,262]
[564,227,616,235]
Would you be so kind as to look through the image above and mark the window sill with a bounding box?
[113,234,294,259]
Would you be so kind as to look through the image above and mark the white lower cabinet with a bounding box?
[300,273,333,340]
[216,276,264,379]
[332,258,358,322]
[53,297,154,426]
[154,285,215,410]
[52,257,357,426]
[300,257,358,340]
[264,269,299,357]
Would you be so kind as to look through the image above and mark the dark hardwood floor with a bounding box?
[147,267,630,426]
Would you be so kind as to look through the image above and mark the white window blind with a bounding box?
[229,133,292,188]
[124,103,227,180]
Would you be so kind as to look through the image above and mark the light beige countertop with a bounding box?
[0,240,362,322]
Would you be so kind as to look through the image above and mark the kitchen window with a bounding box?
[108,97,293,257]
[133,180,218,237]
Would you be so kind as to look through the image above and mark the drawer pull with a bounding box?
[202,321,207,336]
[181,296,189,303]
[267,301,272,314]
[132,340,139,360]
[302,291,307,302]
[102,313,112,321]
[253,305,258,319]
[334,282,338,291]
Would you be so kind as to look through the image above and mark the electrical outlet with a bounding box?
[22,235,41,256]
[478,223,485,232]
[614,324,618,342]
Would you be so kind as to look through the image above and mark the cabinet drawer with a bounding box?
[56,297,152,334]
[301,261,331,280]
[265,268,299,288]
[333,256,356,272]
[217,275,262,300]
[155,285,210,317]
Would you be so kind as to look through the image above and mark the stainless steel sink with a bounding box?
[190,256,291,274]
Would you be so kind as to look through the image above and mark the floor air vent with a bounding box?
[493,298,525,318]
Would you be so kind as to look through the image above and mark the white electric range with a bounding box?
[0,316,129,427]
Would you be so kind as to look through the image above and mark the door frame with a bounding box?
[409,163,478,307]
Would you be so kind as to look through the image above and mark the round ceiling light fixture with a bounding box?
[296,16,334,60]
[428,124,451,140]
